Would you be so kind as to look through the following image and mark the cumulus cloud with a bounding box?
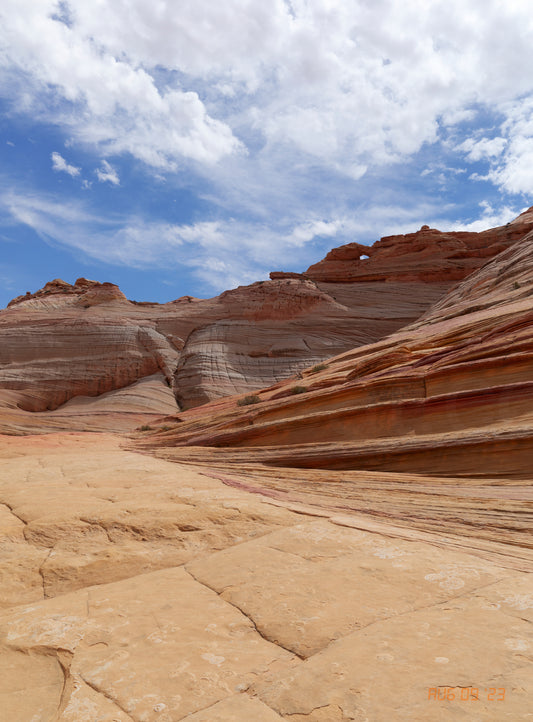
[96,160,120,185]
[2,0,533,183]
[287,220,343,247]
[51,152,80,177]
[3,0,533,294]
[0,0,243,170]
[438,200,519,232]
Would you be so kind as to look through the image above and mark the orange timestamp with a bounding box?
[428,687,506,702]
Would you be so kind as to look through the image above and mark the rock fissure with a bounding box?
[53,648,74,721]
[184,566,305,660]
[78,674,139,722]
[176,697,231,720]
[1,500,28,526]
[345,576,511,639]
[38,547,54,599]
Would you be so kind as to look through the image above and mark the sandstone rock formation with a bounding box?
[4,210,533,433]
[135,217,533,577]
[302,209,533,283]
[1,211,532,721]
[145,218,533,481]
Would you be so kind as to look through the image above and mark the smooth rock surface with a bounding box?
[0,433,531,721]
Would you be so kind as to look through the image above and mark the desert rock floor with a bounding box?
[0,432,532,721]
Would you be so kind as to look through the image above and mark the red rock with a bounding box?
[269,271,305,279]
[2,207,533,432]
[142,220,533,488]
[305,211,533,283]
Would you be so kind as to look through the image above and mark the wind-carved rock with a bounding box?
[2,207,533,433]
[147,216,533,488]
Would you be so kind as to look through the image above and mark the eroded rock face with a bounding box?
[302,211,533,283]
[0,263,451,430]
[2,207,533,433]
[142,222,533,486]
[7,277,127,309]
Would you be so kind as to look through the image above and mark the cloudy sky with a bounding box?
[1,0,533,307]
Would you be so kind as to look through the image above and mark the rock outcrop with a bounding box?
[4,210,533,433]
[1,209,532,721]
[0,431,531,721]
[302,212,533,283]
[138,222,533,556]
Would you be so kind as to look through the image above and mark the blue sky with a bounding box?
[1,0,533,309]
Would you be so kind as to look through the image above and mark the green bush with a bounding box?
[310,363,328,373]
[290,385,308,394]
[237,394,261,406]
[139,424,152,431]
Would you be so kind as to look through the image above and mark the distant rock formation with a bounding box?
[141,215,533,483]
[7,277,127,308]
[2,207,533,433]
[301,213,533,283]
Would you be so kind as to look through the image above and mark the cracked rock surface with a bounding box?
[1,432,531,721]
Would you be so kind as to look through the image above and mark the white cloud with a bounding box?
[96,160,120,185]
[51,151,80,177]
[287,220,343,247]
[457,136,507,162]
[3,0,533,184]
[476,97,533,195]
[438,200,519,232]
[0,0,243,170]
[3,0,533,295]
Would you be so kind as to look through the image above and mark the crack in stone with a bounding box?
[184,567,304,660]
[38,547,54,599]
[285,703,349,720]
[4,644,74,721]
[78,517,115,544]
[341,576,511,641]
[186,570,513,666]
[266,545,315,562]
[176,697,225,720]
[176,692,285,720]
[79,674,138,721]
[0,500,28,526]
[53,648,74,722]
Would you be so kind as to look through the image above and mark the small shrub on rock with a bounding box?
[290,385,308,394]
[310,363,328,373]
[237,394,261,406]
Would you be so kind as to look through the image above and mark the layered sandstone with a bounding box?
[302,210,533,283]
[4,211,533,433]
[1,212,533,721]
[138,224,533,561]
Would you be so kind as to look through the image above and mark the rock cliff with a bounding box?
[137,217,533,558]
[4,210,533,433]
